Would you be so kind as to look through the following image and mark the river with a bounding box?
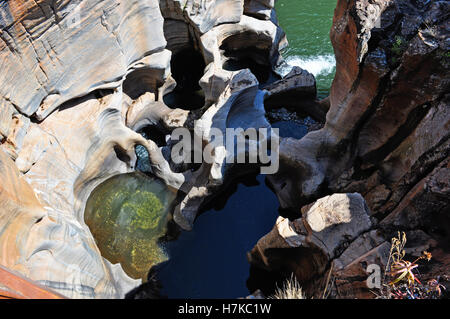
[276,0,337,99]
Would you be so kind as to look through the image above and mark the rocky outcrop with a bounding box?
[0,0,166,121]
[251,0,449,298]
[1,0,448,300]
[244,0,275,20]
[0,0,287,298]
[269,0,449,214]
[263,66,327,122]
[247,193,374,297]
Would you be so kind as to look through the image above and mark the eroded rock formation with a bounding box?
[0,0,286,298]
[250,0,449,298]
[247,193,375,297]
[0,0,448,300]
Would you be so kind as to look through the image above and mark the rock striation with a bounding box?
[250,0,449,298]
[0,0,448,300]
[247,193,375,297]
[0,0,286,298]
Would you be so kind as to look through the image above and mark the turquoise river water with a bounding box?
[276,0,337,98]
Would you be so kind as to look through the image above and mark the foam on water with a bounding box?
[278,54,336,77]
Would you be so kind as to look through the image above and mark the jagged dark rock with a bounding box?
[249,0,450,298]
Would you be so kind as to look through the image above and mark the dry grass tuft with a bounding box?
[270,275,305,299]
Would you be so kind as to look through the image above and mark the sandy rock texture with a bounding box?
[0,0,286,298]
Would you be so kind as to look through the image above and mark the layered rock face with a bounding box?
[250,0,449,298]
[0,0,286,298]
[269,0,449,215]
[1,0,448,300]
[247,193,378,297]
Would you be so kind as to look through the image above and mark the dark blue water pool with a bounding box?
[156,175,279,298]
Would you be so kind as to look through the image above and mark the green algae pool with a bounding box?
[84,172,176,280]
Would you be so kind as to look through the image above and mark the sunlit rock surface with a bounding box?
[1,0,447,300]
[247,193,373,297]
[0,0,286,298]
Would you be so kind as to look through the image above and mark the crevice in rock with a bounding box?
[123,69,164,100]
[360,102,433,168]
[163,48,206,110]
[220,32,276,84]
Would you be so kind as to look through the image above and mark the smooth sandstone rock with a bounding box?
[0,0,166,120]
[0,0,287,298]
[247,193,373,297]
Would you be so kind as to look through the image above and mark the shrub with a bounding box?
[378,231,446,299]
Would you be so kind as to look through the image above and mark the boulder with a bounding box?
[247,193,373,296]
[263,66,326,121]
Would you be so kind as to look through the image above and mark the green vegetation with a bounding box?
[390,36,407,64]
[377,232,446,299]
